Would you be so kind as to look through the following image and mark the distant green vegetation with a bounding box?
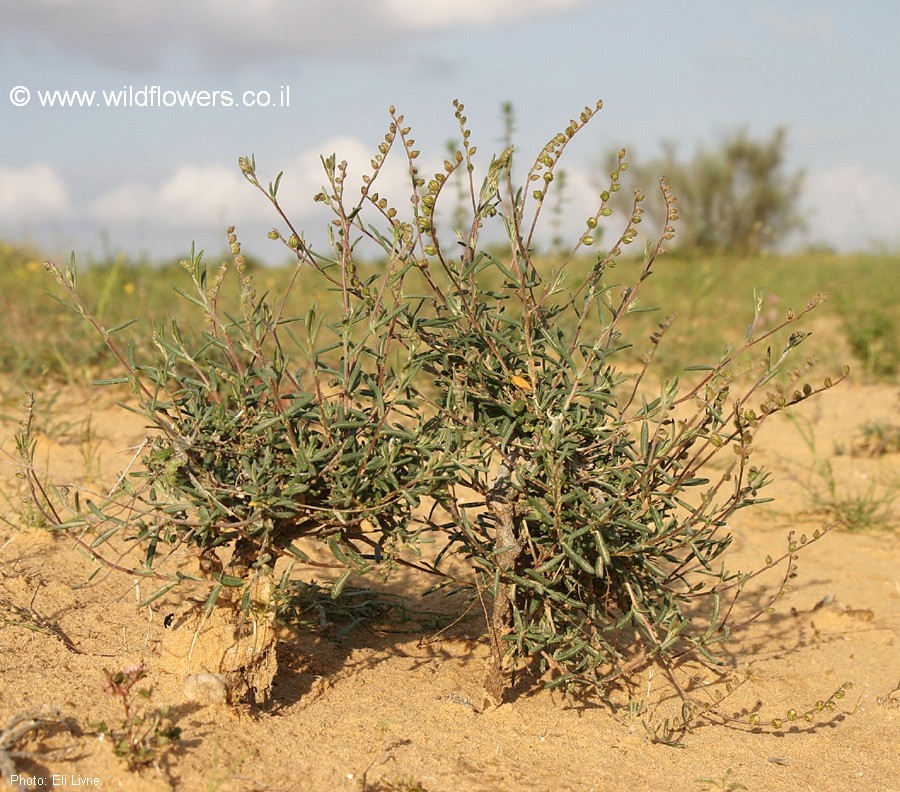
[0,243,292,387]
[609,250,900,379]
[0,240,896,388]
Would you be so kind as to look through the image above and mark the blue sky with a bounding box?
[2,0,899,264]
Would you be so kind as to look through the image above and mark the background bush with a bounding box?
[602,127,804,256]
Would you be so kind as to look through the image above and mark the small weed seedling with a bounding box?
[787,413,897,532]
[695,768,748,791]
[367,777,429,792]
[850,419,900,458]
[91,665,181,771]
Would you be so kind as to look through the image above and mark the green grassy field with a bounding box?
[611,250,899,379]
[1,240,897,390]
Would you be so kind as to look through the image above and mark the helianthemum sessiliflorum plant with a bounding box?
[27,233,458,703]
[350,101,848,725]
[23,100,848,733]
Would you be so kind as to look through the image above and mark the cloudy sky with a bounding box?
[2,0,899,264]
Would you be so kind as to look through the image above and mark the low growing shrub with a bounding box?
[21,100,847,736]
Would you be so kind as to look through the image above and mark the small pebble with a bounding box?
[184,672,229,705]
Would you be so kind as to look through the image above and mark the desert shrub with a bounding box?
[24,238,457,702]
[21,100,847,733]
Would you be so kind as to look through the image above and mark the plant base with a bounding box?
[158,576,278,705]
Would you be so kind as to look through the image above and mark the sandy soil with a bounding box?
[0,380,898,792]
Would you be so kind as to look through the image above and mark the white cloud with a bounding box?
[383,0,586,29]
[804,164,900,251]
[0,134,425,261]
[759,10,843,58]
[0,163,71,220]
[88,135,415,233]
[4,0,595,69]
[91,164,258,227]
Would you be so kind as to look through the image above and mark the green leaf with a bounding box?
[91,376,132,386]
[331,569,352,599]
[170,283,206,309]
[203,584,222,617]
[269,171,284,197]
[106,318,140,334]
[561,541,595,575]
[213,573,245,587]
[138,581,179,608]
[327,537,351,567]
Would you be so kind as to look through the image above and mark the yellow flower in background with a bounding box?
[123,282,136,295]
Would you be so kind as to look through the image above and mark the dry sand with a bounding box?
[1,381,897,791]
